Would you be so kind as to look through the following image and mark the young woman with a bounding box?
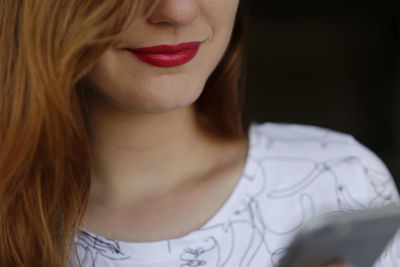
[0,1,398,266]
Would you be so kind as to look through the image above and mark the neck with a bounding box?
[87,95,237,205]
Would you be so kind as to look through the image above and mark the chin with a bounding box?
[88,69,208,115]
[107,88,203,114]
[129,82,205,114]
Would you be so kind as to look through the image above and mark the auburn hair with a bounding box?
[0,0,247,266]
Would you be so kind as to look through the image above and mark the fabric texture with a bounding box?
[75,122,400,267]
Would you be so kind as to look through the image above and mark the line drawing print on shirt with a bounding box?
[76,123,400,267]
[76,229,130,267]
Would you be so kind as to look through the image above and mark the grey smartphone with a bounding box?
[278,205,400,267]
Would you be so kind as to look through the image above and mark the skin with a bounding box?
[83,0,248,241]
[82,1,352,266]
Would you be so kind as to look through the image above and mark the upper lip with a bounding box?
[129,41,203,54]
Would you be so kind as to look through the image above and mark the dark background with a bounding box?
[244,0,400,188]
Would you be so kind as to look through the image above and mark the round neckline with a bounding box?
[78,123,257,259]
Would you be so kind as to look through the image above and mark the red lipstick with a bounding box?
[129,42,202,68]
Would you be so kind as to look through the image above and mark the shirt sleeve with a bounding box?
[349,137,400,267]
[350,136,400,207]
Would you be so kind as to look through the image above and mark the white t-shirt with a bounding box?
[75,122,400,267]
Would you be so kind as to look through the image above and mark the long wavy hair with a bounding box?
[0,0,247,266]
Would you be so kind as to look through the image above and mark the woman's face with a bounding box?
[86,0,240,113]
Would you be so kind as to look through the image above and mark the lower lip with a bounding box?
[129,46,201,68]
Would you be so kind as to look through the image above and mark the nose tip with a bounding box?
[147,0,200,26]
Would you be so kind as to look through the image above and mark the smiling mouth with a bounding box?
[128,42,203,68]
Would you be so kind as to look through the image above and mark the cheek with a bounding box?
[202,0,240,51]
[202,0,240,28]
